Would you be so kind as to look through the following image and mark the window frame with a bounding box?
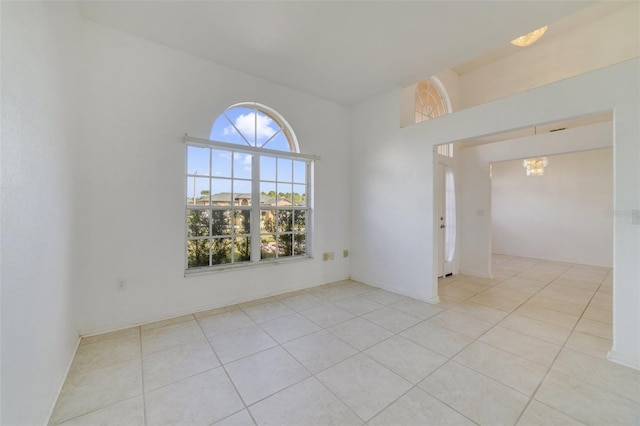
[183,134,318,275]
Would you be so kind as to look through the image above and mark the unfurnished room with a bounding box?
[1,1,639,425]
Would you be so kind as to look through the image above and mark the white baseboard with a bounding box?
[46,335,81,424]
[607,350,640,371]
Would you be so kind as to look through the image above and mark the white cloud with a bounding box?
[224,112,278,145]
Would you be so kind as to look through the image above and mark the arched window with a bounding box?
[185,103,315,272]
[414,78,448,123]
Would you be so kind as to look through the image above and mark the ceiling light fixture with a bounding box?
[511,26,548,47]
[523,157,548,176]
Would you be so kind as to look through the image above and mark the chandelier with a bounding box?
[511,26,548,47]
[523,157,548,176]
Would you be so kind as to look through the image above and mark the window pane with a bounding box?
[211,210,231,235]
[261,210,276,233]
[260,156,276,181]
[187,209,210,238]
[277,158,292,182]
[187,239,210,268]
[255,110,279,147]
[187,146,210,176]
[277,210,293,233]
[187,177,210,205]
[233,210,251,235]
[293,210,306,232]
[260,235,276,259]
[264,131,290,152]
[260,182,276,207]
[234,152,252,179]
[277,183,292,206]
[211,179,232,206]
[212,150,232,178]
[293,184,306,206]
[211,238,231,265]
[234,237,251,262]
[294,233,306,255]
[278,234,292,258]
[233,180,251,206]
[293,161,306,184]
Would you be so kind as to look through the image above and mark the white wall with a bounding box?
[350,59,640,369]
[76,20,351,334]
[459,2,639,109]
[458,122,613,277]
[492,149,613,266]
[1,3,81,424]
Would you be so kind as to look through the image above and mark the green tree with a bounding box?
[187,210,210,267]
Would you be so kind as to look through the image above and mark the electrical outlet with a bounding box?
[329,252,335,260]
[323,252,330,261]
[343,249,349,258]
[116,278,127,291]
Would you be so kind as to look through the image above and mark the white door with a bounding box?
[435,161,456,278]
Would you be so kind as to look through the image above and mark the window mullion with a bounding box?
[251,154,261,263]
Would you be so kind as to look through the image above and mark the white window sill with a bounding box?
[184,255,314,277]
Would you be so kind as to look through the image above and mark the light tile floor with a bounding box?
[50,256,640,425]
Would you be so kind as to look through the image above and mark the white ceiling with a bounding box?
[78,1,595,106]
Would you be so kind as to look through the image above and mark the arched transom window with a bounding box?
[185,103,316,272]
[415,79,447,123]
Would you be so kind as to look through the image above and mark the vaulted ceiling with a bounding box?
[78,1,594,106]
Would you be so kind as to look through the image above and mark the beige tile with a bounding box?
[448,278,495,293]
[316,353,413,422]
[307,286,352,303]
[196,309,255,337]
[389,298,444,320]
[278,293,326,312]
[50,358,142,424]
[327,317,393,351]
[142,339,219,391]
[333,296,384,315]
[419,361,528,425]
[140,314,195,331]
[362,289,406,305]
[259,313,321,344]
[209,325,277,364]
[516,268,563,283]
[365,335,447,384]
[560,266,609,283]
[480,326,561,367]
[299,304,355,328]
[283,330,358,373]
[467,293,522,312]
[537,286,592,306]
[586,296,613,312]
[57,396,144,426]
[574,317,612,340]
[583,305,612,324]
[514,304,579,329]
[482,287,531,303]
[517,400,586,426]
[527,295,585,316]
[141,319,206,355]
[249,377,362,426]
[145,368,244,426]
[427,310,494,338]
[401,321,473,358]
[438,285,478,300]
[369,387,474,426]
[362,306,422,333]
[225,346,309,405]
[213,410,255,426]
[565,331,612,359]
[194,304,238,319]
[552,348,640,403]
[496,276,549,293]
[237,296,277,309]
[535,370,640,425]
[337,280,376,296]
[454,341,547,396]
[71,332,140,375]
[241,300,295,323]
[500,314,571,345]
[450,301,509,324]
[80,326,139,346]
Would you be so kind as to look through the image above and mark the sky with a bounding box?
[187,107,306,202]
